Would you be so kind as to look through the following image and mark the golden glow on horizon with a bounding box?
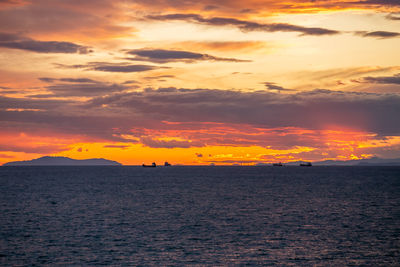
[1,129,398,165]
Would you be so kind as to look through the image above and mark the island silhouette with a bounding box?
[3,156,122,166]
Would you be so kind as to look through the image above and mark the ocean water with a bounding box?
[0,166,399,266]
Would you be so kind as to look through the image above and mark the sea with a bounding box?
[0,166,399,266]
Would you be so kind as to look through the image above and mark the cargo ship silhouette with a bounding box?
[142,162,156,168]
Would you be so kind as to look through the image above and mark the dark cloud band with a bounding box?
[1,88,400,150]
[125,48,249,63]
[0,32,91,54]
[146,13,340,36]
[356,31,400,38]
[85,87,400,136]
[362,73,400,84]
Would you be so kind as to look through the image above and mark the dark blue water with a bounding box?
[0,166,399,266]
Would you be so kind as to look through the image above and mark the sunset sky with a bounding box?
[1,0,400,165]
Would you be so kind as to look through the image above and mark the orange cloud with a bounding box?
[172,41,270,54]
[0,0,29,9]
[0,132,80,154]
[0,1,135,41]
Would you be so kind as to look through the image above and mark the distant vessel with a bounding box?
[164,162,171,166]
[273,162,283,166]
[142,162,156,168]
[300,162,312,167]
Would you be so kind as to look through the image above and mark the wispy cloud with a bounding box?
[55,62,161,73]
[263,82,296,92]
[140,136,204,148]
[386,12,400,20]
[103,144,131,149]
[37,77,130,96]
[39,77,100,83]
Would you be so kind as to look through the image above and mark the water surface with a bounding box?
[1,166,399,266]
